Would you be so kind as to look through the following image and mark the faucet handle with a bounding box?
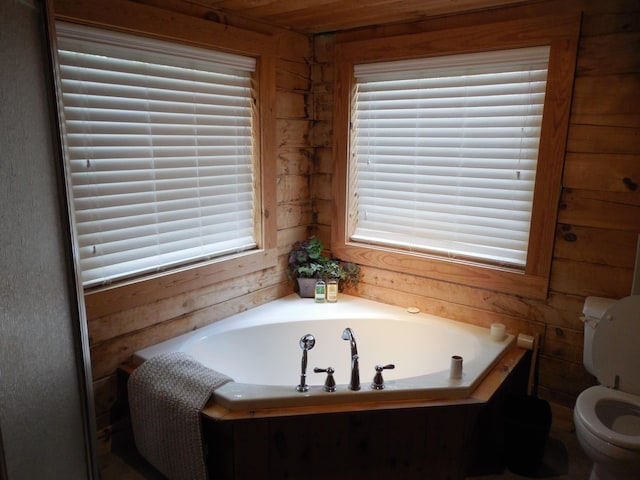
[371,364,395,390]
[314,367,336,392]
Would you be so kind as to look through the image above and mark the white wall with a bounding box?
[0,0,97,478]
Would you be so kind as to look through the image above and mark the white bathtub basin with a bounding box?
[133,294,514,410]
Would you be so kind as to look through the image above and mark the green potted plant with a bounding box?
[286,236,360,297]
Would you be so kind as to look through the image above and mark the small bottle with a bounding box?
[326,279,338,303]
[314,279,326,303]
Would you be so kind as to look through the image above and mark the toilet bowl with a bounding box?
[574,295,640,480]
[574,385,640,480]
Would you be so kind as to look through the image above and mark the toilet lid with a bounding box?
[593,295,640,396]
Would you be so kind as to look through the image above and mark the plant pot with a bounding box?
[296,278,317,298]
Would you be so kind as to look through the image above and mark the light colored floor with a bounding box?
[100,426,592,480]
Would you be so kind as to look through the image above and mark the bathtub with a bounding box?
[133,293,515,411]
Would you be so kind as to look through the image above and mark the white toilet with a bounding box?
[574,295,640,480]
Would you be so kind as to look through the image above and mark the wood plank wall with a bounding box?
[312,0,640,414]
[82,1,316,447]
[79,0,639,448]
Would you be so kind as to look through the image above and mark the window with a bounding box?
[351,46,550,269]
[332,16,581,299]
[54,22,265,287]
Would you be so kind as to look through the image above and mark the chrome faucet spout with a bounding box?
[341,327,358,357]
[341,327,360,390]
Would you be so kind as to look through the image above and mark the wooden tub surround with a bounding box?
[200,346,529,480]
[120,345,529,480]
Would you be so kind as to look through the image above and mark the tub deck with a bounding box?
[201,345,527,421]
[133,293,518,411]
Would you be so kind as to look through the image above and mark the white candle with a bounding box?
[490,323,506,341]
[450,355,463,379]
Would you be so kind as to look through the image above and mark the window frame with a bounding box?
[332,14,581,299]
[56,22,263,288]
[48,1,278,310]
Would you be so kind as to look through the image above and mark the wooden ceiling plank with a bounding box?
[180,0,535,33]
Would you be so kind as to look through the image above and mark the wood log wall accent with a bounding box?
[311,0,639,411]
[62,0,316,445]
[58,0,638,449]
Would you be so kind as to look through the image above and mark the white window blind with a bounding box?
[55,22,257,287]
[351,46,550,268]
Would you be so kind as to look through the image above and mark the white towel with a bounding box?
[128,351,232,480]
